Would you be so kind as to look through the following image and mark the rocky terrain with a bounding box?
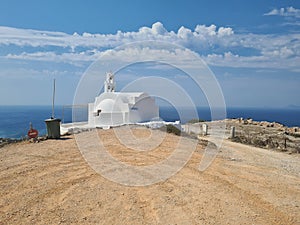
[0,138,22,148]
[183,118,300,154]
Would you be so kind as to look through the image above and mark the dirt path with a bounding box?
[0,128,299,224]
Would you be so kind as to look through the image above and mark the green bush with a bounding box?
[165,124,181,136]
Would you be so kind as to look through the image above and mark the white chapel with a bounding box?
[87,72,159,128]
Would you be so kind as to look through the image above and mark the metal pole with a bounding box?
[52,79,55,119]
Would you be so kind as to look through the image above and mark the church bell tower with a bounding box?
[104,72,115,93]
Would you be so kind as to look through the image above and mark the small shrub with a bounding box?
[165,124,181,136]
[252,138,266,147]
[288,132,300,138]
[231,136,242,143]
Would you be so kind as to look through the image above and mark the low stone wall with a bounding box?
[184,118,300,154]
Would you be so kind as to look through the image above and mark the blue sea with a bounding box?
[0,105,299,139]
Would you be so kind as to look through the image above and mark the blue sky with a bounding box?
[0,0,299,107]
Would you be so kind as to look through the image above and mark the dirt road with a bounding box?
[0,127,299,224]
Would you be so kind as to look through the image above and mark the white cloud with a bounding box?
[195,24,217,36]
[264,6,300,18]
[217,27,234,37]
[151,22,167,35]
[177,26,193,39]
[204,51,300,70]
[6,51,100,62]
[4,46,200,69]
[0,22,235,49]
[194,24,233,37]
[0,22,299,71]
[262,46,294,58]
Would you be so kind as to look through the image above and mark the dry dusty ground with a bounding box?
[0,127,299,225]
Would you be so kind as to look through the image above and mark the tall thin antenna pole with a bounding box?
[52,79,55,119]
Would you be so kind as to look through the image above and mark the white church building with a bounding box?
[87,72,159,128]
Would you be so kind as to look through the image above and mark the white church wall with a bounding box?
[129,97,159,123]
[86,72,159,128]
[88,103,95,126]
[95,112,124,127]
[144,97,159,119]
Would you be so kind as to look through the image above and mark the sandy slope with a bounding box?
[0,127,299,224]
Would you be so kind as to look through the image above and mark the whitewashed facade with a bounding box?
[88,72,159,128]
